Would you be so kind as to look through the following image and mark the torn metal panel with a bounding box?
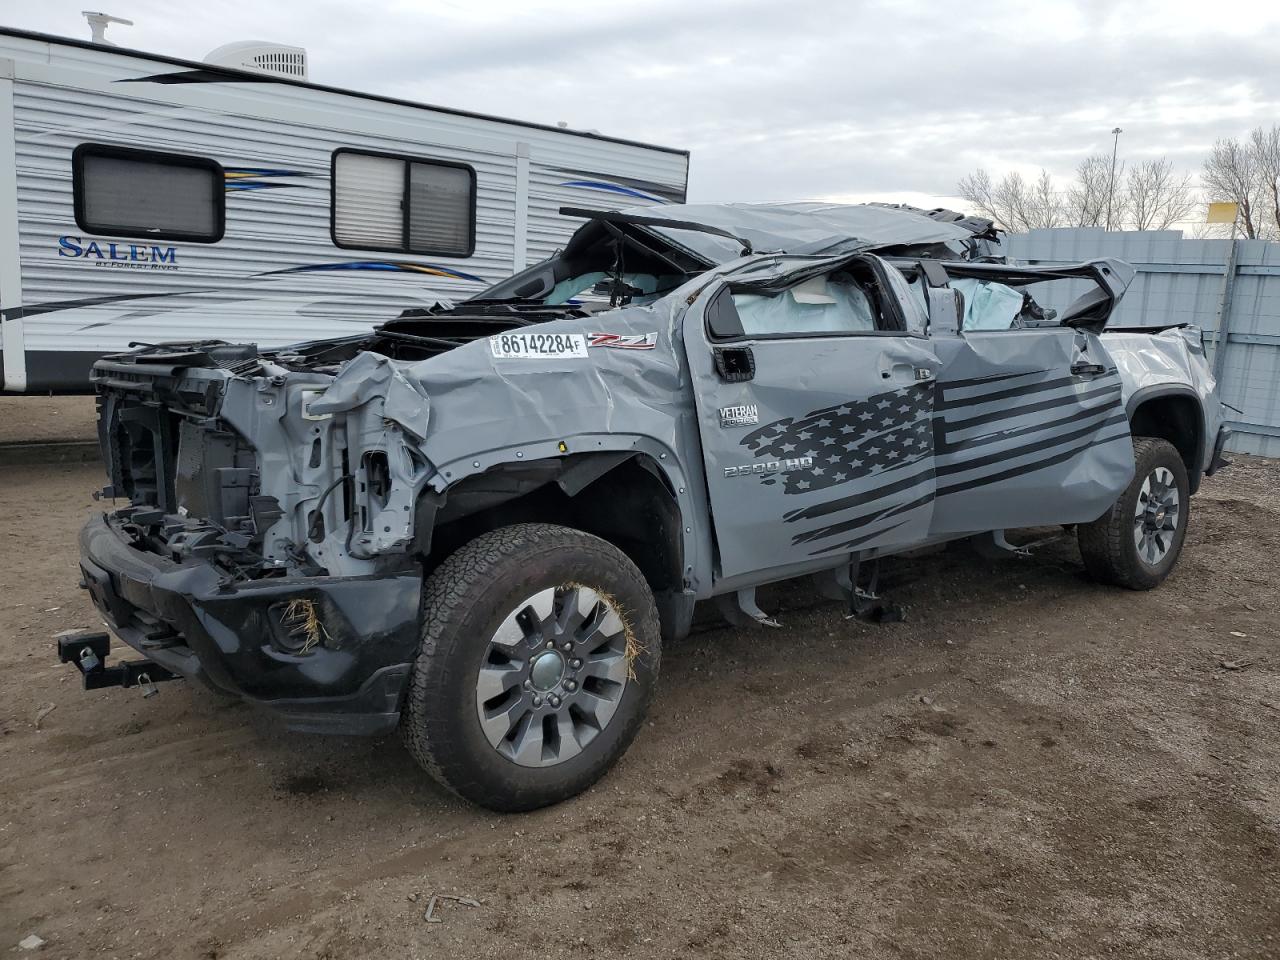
[308,350,431,440]
[1104,325,1217,405]
[1103,324,1225,475]
[589,201,997,262]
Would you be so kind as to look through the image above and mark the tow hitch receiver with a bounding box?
[57,632,179,695]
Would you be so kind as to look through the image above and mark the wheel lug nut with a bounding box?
[532,695,542,707]
[561,641,573,652]
[523,679,532,689]
[545,640,554,649]
[565,680,577,692]
[549,694,561,708]
[570,658,582,669]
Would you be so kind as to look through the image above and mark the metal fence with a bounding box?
[1004,228,1280,457]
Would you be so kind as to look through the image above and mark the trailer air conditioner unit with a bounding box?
[204,41,308,79]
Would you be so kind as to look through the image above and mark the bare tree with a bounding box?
[960,155,1199,234]
[958,168,1029,230]
[1064,155,1112,227]
[957,168,1066,231]
[957,168,1002,225]
[1125,158,1196,231]
[1024,170,1066,229]
[1201,137,1260,238]
[1250,125,1280,238]
[996,171,1034,231]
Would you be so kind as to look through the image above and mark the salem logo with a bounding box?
[58,236,178,269]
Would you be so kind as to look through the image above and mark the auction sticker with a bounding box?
[489,332,588,360]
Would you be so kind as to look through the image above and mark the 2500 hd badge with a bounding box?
[724,456,814,478]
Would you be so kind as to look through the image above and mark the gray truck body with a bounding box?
[76,202,1229,733]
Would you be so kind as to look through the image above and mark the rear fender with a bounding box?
[1104,326,1225,489]
[1125,384,1206,491]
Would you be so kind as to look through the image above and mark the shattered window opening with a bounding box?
[733,272,878,337]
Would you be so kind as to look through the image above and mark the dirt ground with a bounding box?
[0,396,98,445]
[1,456,1278,959]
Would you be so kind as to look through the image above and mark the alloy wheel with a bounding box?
[474,585,630,767]
[1133,466,1181,565]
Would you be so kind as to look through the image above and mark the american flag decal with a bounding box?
[740,383,934,495]
[738,367,1130,556]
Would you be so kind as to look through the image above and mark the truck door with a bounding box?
[927,275,1134,537]
[683,254,940,581]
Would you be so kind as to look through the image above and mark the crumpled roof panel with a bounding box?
[614,201,990,262]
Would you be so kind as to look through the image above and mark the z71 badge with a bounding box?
[724,456,813,478]
[719,403,759,428]
[588,332,657,350]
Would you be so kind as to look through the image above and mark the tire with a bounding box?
[1078,437,1190,590]
[401,522,661,812]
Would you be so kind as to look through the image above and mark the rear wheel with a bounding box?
[1078,437,1190,590]
[402,523,661,811]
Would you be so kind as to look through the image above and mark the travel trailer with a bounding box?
[0,27,689,391]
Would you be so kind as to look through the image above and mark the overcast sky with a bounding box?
[7,0,1280,210]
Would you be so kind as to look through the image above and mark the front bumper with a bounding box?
[77,513,422,735]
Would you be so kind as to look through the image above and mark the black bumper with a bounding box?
[78,514,422,735]
[1206,424,1233,476]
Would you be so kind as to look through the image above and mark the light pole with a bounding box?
[1105,126,1123,231]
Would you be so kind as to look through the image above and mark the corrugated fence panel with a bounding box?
[1005,228,1280,458]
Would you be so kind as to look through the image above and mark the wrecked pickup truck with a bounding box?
[69,202,1230,811]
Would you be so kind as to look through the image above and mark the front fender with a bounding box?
[426,435,709,593]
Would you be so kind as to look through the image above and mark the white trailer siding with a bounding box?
[524,140,689,268]
[0,30,688,391]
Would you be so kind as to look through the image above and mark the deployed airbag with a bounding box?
[952,278,1025,331]
[733,279,875,335]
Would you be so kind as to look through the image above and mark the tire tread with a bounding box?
[401,522,659,810]
[1079,437,1188,590]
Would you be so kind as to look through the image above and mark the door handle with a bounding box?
[882,361,930,383]
[1071,360,1106,377]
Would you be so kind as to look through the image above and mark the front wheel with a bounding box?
[401,523,661,812]
[1078,437,1190,590]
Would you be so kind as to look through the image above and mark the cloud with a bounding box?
[12,0,1280,206]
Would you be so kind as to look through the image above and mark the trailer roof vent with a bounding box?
[204,41,308,80]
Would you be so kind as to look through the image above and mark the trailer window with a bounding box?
[73,145,223,243]
[332,149,475,258]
